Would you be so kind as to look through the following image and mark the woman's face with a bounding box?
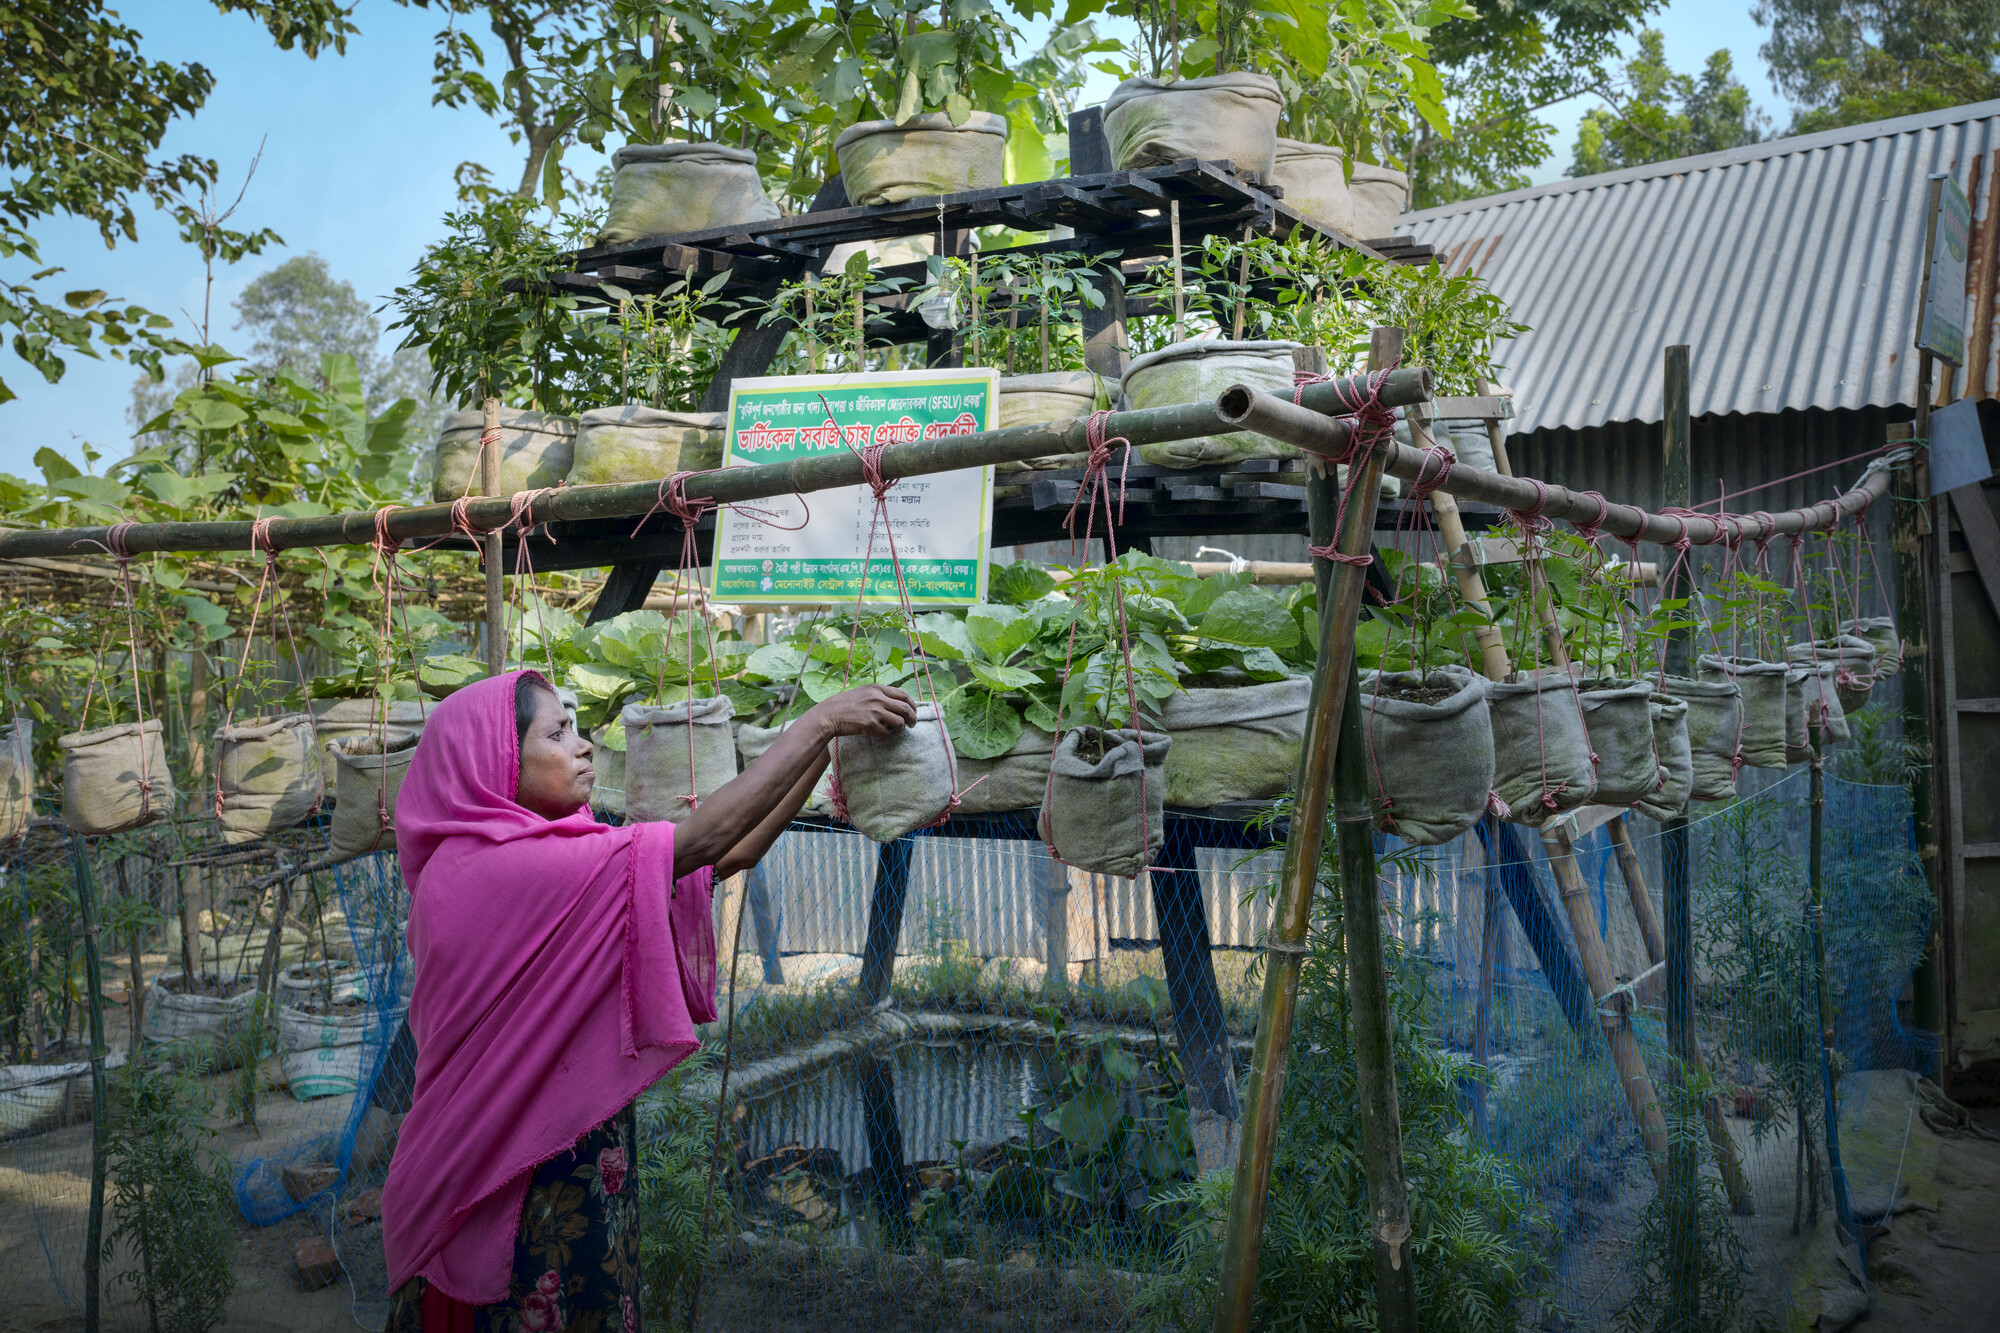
[516,685,594,819]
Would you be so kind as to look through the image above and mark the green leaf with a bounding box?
[944,686,1023,760]
[568,662,636,700]
[139,470,236,510]
[744,642,807,683]
[989,561,1056,605]
[1198,590,1301,649]
[1055,1086,1120,1153]
[33,447,79,484]
[964,603,1035,662]
[182,394,249,432]
[915,612,976,662]
[967,661,1042,692]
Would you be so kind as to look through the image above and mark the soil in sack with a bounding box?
[1347,162,1411,239]
[996,372,1109,471]
[1785,661,1850,763]
[1157,674,1309,807]
[833,112,1008,205]
[568,405,726,486]
[1102,73,1282,179]
[833,702,957,842]
[1663,675,1742,802]
[1270,138,1353,233]
[1122,339,1304,467]
[1699,655,1788,769]
[429,408,576,502]
[624,696,738,823]
[953,723,1054,815]
[1577,678,1658,807]
[144,971,256,1044]
[1843,616,1900,679]
[1359,667,1492,845]
[0,716,31,844]
[1039,727,1169,879]
[1634,695,1693,821]
[213,712,323,844]
[596,141,781,244]
[60,720,176,835]
[1789,635,1878,714]
[1487,673,1597,825]
[326,731,421,862]
[736,719,833,817]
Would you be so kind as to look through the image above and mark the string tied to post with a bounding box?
[1571,490,1611,547]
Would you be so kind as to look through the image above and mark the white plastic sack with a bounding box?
[834,112,1008,206]
[1577,678,1658,807]
[1124,339,1303,467]
[569,406,726,487]
[326,732,420,863]
[277,961,366,1013]
[1157,676,1309,807]
[213,712,323,844]
[279,1003,391,1100]
[1634,695,1694,821]
[1785,662,1850,762]
[833,703,957,841]
[997,372,1109,471]
[60,720,175,835]
[1347,162,1410,240]
[736,720,834,817]
[625,697,738,823]
[1102,73,1282,180]
[0,717,31,845]
[1488,674,1597,825]
[430,408,577,503]
[1843,617,1900,679]
[1699,655,1788,770]
[1359,667,1493,845]
[144,972,255,1044]
[1664,675,1741,803]
[597,141,781,245]
[1789,635,1878,714]
[1039,727,1169,879]
[1271,138,1353,233]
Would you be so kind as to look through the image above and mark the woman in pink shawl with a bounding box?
[381,669,914,1332]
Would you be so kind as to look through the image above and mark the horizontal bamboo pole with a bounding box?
[1218,389,1909,546]
[0,371,1433,562]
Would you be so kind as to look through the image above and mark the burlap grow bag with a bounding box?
[997,372,1109,471]
[1843,617,1900,679]
[569,406,726,486]
[1789,636,1878,714]
[1157,676,1309,807]
[834,112,1008,206]
[1699,655,1788,770]
[430,408,577,502]
[597,141,781,245]
[1663,675,1741,803]
[1039,727,1169,879]
[833,703,957,842]
[1124,340,1303,467]
[1785,662,1850,762]
[1577,678,1657,807]
[214,713,323,844]
[1,717,32,845]
[1359,667,1492,846]
[1103,73,1282,180]
[590,732,626,817]
[1634,696,1694,821]
[625,697,738,823]
[955,725,1054,814]
[60,721,175,835]
[326,732,420,863]
[1347,162,1411,239]
[736,721,834,816]
[1271,139,1354,233]
[1488,675,1596,825]
[310,698,383,786]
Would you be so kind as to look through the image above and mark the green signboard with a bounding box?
[711,368,998,606]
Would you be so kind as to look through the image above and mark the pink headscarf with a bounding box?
[381,670,715,1304]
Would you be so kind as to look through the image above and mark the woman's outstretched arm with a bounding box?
[671,685,914,878]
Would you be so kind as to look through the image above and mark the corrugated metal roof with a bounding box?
[1397,99,2000,436]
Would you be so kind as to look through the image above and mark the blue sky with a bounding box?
[1,0,1782,482]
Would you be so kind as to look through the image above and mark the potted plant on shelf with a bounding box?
[568,277,733,487]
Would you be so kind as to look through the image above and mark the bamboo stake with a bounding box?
[1171,200,1185,343]
[1214,334,1398,1333]
[73,837,108,1333]
[1809,717,1859,1238]
[1407,402,1509,679]
[1608,818,1666,965]
[481,397,505,676]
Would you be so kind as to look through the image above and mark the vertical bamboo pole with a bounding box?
[73,837,108,1333]
[1214,331,1398,1333]
[1808,721,1858,1237]
[1893,443,1945,1061]
[1411,404,1510,681]
[481,398,506,676]
[1171,200,1185,344]
[1607,819,1665,962]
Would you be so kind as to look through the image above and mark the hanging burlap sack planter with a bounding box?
[1124,339,1303,468]
[833,702,957,842]
[955,724,1054,815]
[1358,667,1493,846]
[1102,73,1282,180]
[1347,162,1411,239]
[1699,655,1788,770]
[326,732,420,863]
[569,406,726,487]
[1577,678,1658,807]
[1488,674,1596,825]
[1634,695,1694,821]
[1662,675,1741,802]
[1789,635,1879,714]
[430,408,577,503]
[310,698,383,786]
[834,112,1008,206]
[736,721,833,817]
[1842,617,1900,679]
[144,972,256,1044]
[60,721,175,835]
[213,713,323,845]
[597,142,782,245]
[1157,675,1310,807]
[1785,662,1850,763]
[1040,727,1169,878]
[590,731,626,818]
[624,697,738,823]
[995,372,1110,471]
[1271,139,1353,233]
[1,717,32,845]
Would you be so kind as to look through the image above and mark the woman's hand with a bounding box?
[807,684,916,740]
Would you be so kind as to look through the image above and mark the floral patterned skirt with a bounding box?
[387,1101,640,1333]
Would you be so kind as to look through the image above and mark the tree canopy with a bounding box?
[1569,29,1768,177]
[1754,0,2000,134]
